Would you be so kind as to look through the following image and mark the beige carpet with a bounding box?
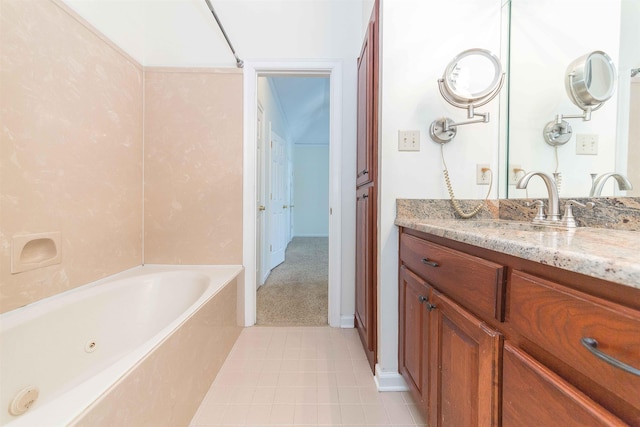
[256,237,328,326]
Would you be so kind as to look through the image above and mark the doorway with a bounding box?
[255,75,330,325]
[242,61,344,327]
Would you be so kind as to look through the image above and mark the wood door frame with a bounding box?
[242,60,343,327]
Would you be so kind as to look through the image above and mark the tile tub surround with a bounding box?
[396,202,640,289]
[2,0,245,313]
[144,69,243,265]
[191,326,427,427]
[0,0,144,313]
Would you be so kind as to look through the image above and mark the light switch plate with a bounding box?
[576,134,598,155]
[398,130,420,151]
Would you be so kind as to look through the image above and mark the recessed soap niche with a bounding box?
[11,232,62,274]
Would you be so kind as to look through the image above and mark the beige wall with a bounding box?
[144,69,243,265]
[0,0,144,313]
[1,1,244,314]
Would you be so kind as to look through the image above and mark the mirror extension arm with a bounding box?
[430,73,505,144]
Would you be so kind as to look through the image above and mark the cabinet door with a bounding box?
[355,184,375,371]
[398,266,431,412]
[502,342,627,427]
[429,291,501,427]
[356,7,377,187]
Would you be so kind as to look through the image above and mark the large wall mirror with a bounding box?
[506,0,640,199]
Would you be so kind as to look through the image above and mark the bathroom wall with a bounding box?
[377,0,505,377]
[0,0,143,313]
[628,79,640,197]
[143,69,243,265]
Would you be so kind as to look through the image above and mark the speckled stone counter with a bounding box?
[396,199,640,289]
[499,197,640,231]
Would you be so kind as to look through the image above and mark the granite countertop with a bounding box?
[395,215,640,290]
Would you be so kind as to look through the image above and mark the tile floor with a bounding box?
[190,326,426,426]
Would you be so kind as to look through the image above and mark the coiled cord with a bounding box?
[554,146,562,194]
[441,144,493,219]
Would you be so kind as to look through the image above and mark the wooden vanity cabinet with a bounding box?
[428,290,501,427]
[398,227,640,426]
[398,266,431,413]
[502,342,627,427]
[398,233,502,426]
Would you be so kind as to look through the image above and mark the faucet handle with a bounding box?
[561,200,595,228]
[525,200,546,221]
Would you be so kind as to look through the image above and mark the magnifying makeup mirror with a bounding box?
[430,48,505,144]
[543,50,617,146]
[429,49,504,219]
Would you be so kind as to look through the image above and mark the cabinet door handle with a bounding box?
[362,194,369,199]
[418,295,436,311]
[421,258,439,267]
[358,169,369,177]
[581,337,640,377]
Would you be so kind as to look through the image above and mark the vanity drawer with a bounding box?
[399,233,506,320]
[507,270,640,411]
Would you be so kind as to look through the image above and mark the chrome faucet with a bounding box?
[589,173,633,197]
[516,171,561,222]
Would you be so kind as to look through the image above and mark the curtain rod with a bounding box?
[203,0,244,68]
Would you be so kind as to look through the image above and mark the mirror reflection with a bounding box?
[581,53,617,102]
[542,51,617,148]
[445,51,502,101]
[566,51,616,107]
[506,0,639,198]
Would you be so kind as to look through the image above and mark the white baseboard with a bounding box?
[374,364,409,391]
[340,315,354,328]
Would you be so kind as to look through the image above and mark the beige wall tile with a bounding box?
[0,0,143,313]
[144,69,243,264]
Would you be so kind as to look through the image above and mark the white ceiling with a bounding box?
[62,0,361,146]
[269,76,330,145]
[62,0,368,67]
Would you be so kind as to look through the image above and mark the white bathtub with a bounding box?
[0,265,243,427]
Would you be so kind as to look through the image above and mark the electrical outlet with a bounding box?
[576,134,598,155]
[509,164,524,185]
[476,164,491,185]
[398,130,420,151]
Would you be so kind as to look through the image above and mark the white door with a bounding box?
[269,131,287,268]
[256,105,267,287]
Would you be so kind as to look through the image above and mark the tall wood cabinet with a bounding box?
[355,0,379,373]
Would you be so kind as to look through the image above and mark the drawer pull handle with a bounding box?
[418,295,436,311]
[581,337,640,377]
[421,258,439,267]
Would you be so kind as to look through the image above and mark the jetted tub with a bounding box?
[0,265,243,426]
